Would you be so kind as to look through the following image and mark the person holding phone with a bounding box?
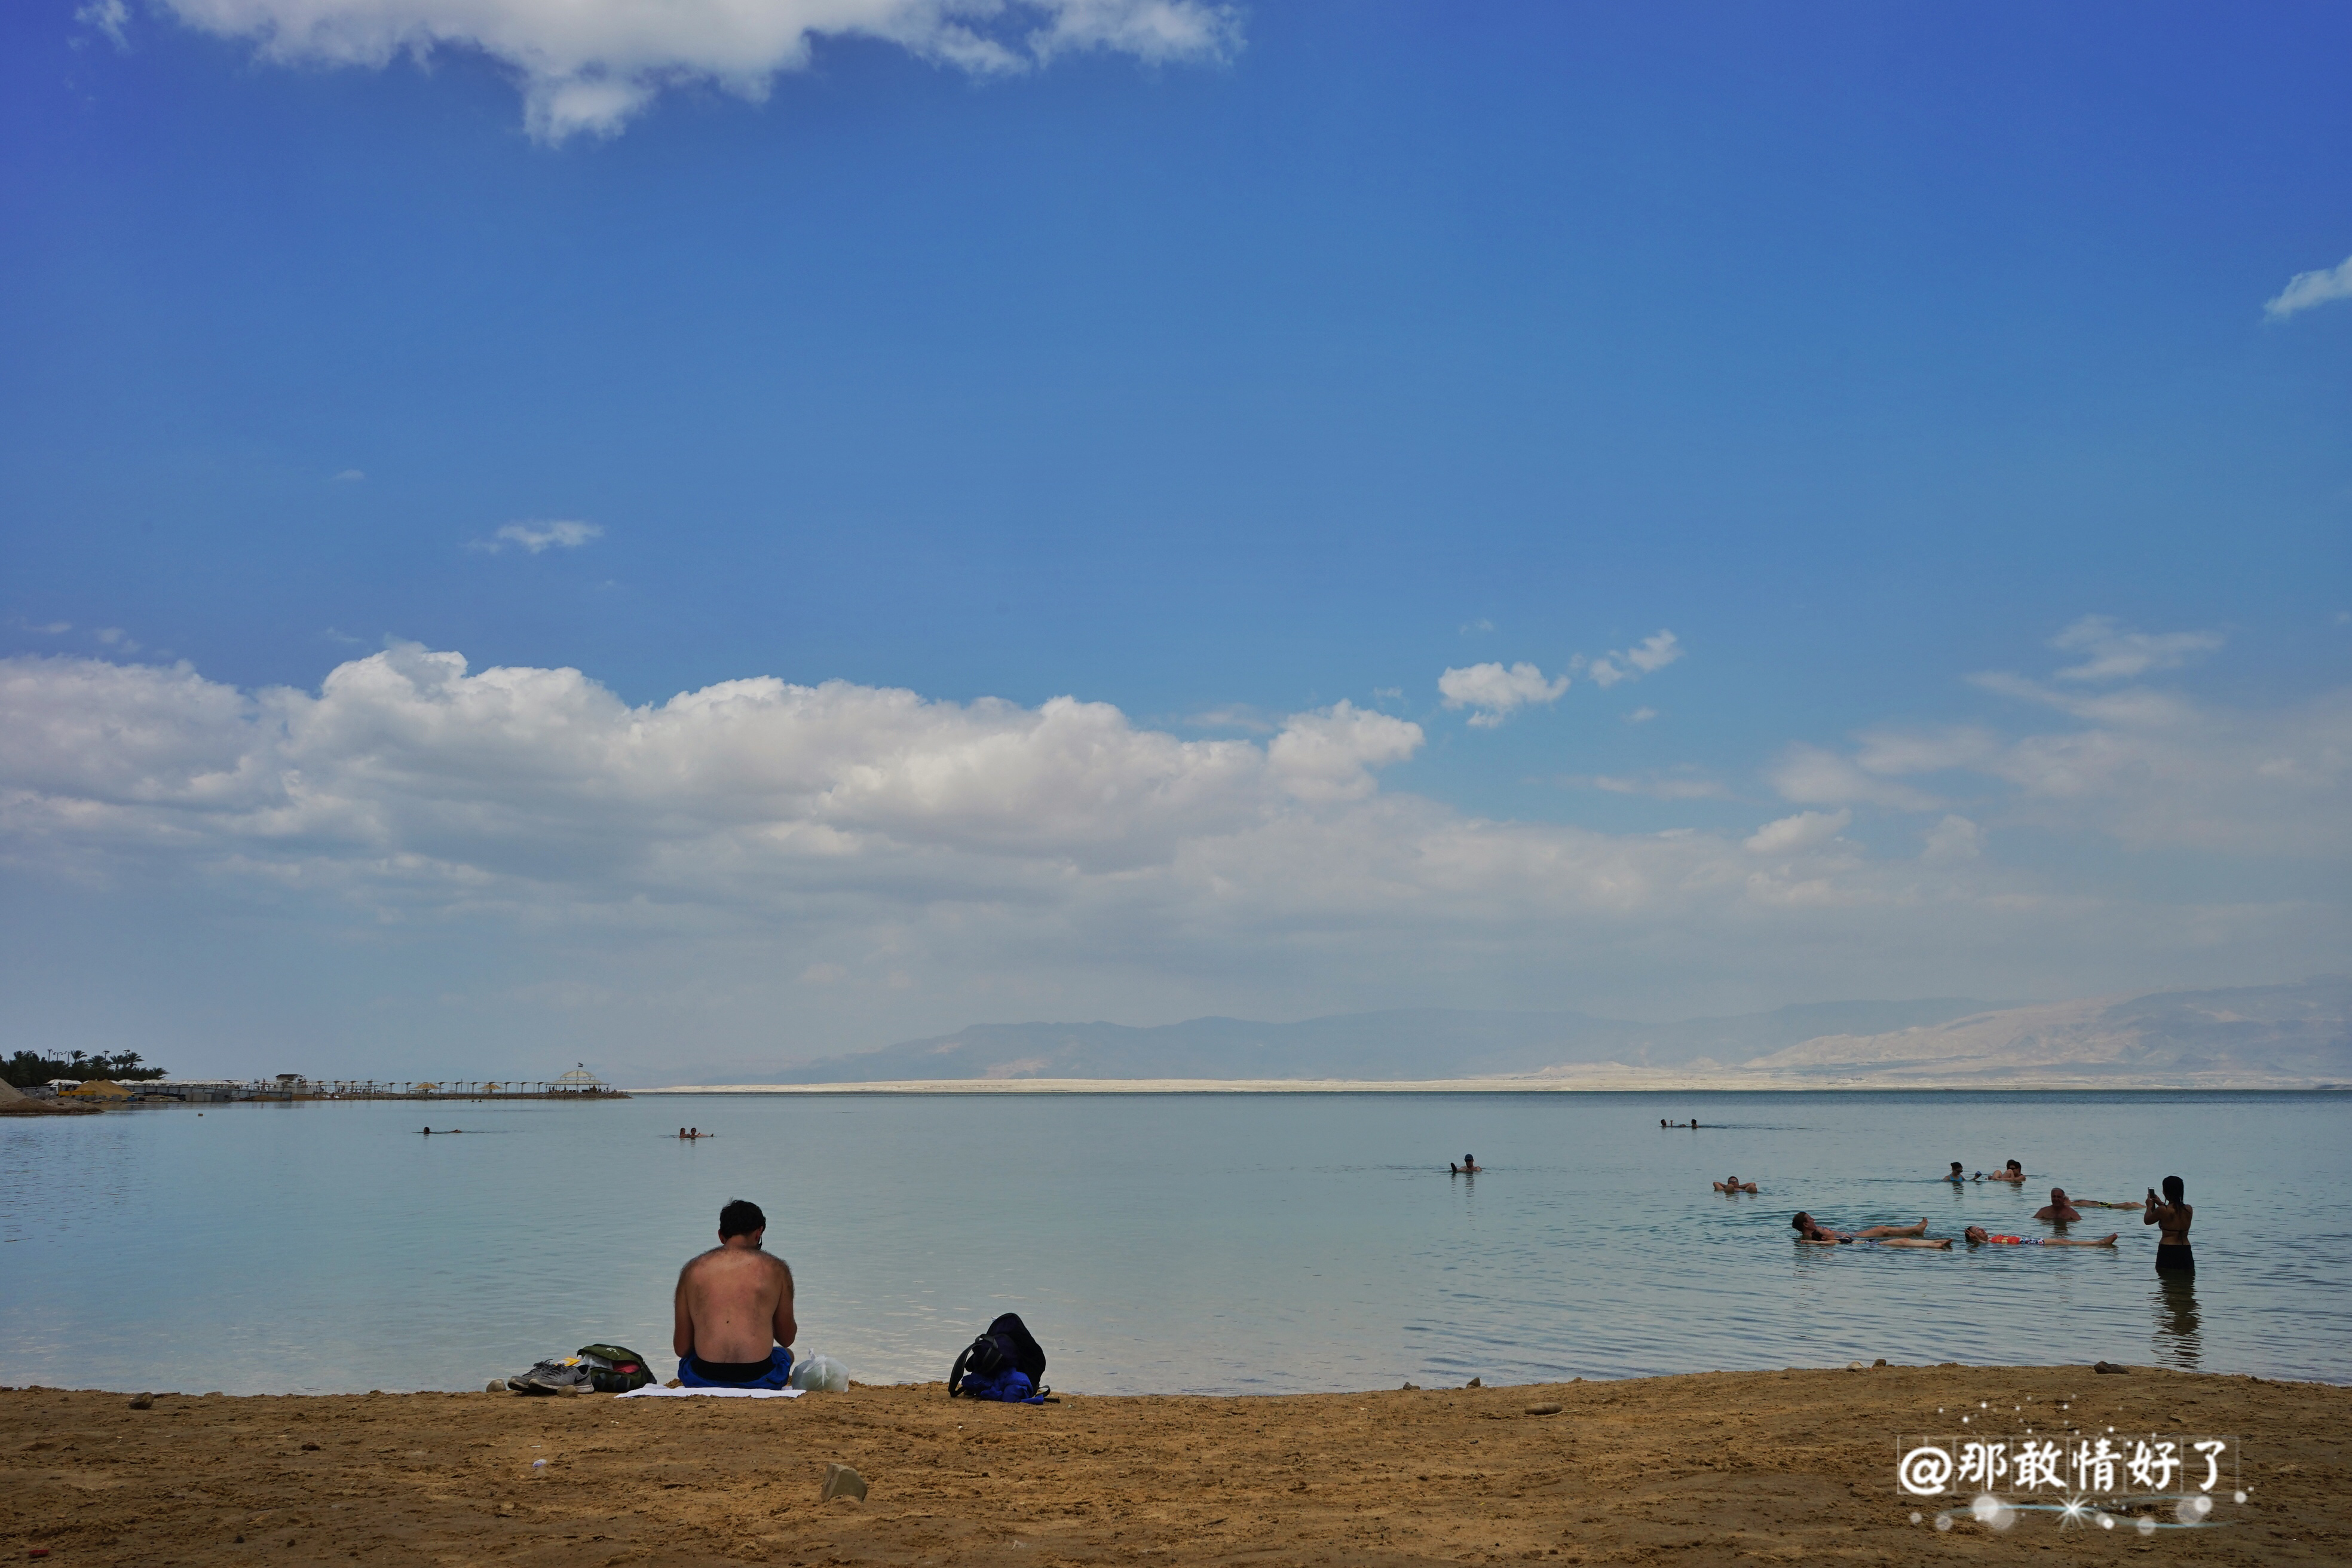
[2144,1175,2194,1273]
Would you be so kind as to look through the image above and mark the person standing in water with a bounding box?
[1451,1154,1480,1174]
[2145,1175,2194,1273]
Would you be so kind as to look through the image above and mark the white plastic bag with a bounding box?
[788,1352,849,1392]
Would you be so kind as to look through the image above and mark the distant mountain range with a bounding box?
[760,979,2350,1089]
[1741,977,2352,1086]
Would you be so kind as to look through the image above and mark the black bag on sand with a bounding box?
[948,1312,1047,1397]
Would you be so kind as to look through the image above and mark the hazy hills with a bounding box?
[1744,977,2352,1086]
[766,979,2350,1089]
[783,997,2005,1082]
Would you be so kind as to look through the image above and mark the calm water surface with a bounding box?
[2,1091,2345,1395]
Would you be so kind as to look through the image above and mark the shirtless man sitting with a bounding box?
[1714,1175,1757,1192]
[1964,1225,2117,1248]
[2034,1187,2083,1223]
[1790,1212,1928,1243]
[673,1198,797,1389]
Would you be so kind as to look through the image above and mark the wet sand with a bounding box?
[5,1365,2345,1566]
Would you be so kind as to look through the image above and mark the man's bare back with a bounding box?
[674,1203,796,1367]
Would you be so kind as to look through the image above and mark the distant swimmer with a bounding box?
[1451,1154,1481,1174]
[1944,1162,1976,1184]
[1791,1212,1928,1244]
[1987,1160,2026,1183]
[2034,1187,2083,1223]
[1965,1226,2118,1248]
[2145,1175,2194,1275]
[1714,1176,1757,1193]
[679,1127,708,1140]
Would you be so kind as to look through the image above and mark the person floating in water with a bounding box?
[1790,1212,1927,1244]
[2145,1175,2194,1275]
[420,1126,463,1135]
[1944,1161,1977,1184]
[1714,1175,1757,1193]
[1987,1159,2026,1183]
[2034,1187,2083,1223]
[678,1127,707,1140]
[1964,1226,2117,1248]
[1451,1154,1480,1174]
[674,1198,797,1389]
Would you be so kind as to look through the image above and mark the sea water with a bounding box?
[1,1091,2344,1395]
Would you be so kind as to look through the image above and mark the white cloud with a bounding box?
[1921,815,1984,862]
[1766,743,1943,810]
[155,0,1243,142]
[1266,701,1423,803]
[94,627,142,654]
[2049,615,2223,682]
[26,621,72,636]
[1625,706,1658,724]
[1459,617,1496,635]
[1743,808,1850,856]
[333,469,367,483]
[1585,629,1682,688]
[2264,253,2352,320]
[1437,662,1569,727]
[76,0,129,45]
[473,520,604,555]
[4,644,2347,1077]
[1575,770,1728,801]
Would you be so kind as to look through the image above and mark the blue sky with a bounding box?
[4,1,2349,1081]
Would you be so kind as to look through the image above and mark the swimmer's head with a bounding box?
[2163,1175,2185,1204]
[718,1197,765,1239]
[2050,1187,2068,1203]
[1965,1226,1989,1244]
[1949,1162,1963,1173]
[2007,1159,2023,1174]
[1790,1212,1812,1231]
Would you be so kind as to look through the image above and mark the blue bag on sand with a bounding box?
[956,1364,1042,1404]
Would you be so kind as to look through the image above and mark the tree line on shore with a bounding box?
[3,1049,169,1088]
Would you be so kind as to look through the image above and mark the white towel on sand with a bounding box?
[617,1384,803,1399]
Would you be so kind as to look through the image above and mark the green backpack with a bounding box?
[577,1344,656,1393]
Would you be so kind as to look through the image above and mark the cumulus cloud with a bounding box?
[1625,706,1658,724]
[2049,615,2223,682]
[1585,629,1682,688]
[4,642,2347,1074]
[2264,253,2352,320]
[1266,702,1423,803]
[155,0,1243,141]
[1437,662,1569,727]
[473,520,604,554]
[1743,808,1850,856]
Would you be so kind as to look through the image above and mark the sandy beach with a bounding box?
[6,1365,2344,1566]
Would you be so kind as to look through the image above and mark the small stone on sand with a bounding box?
[1524,1404,1562,1417]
